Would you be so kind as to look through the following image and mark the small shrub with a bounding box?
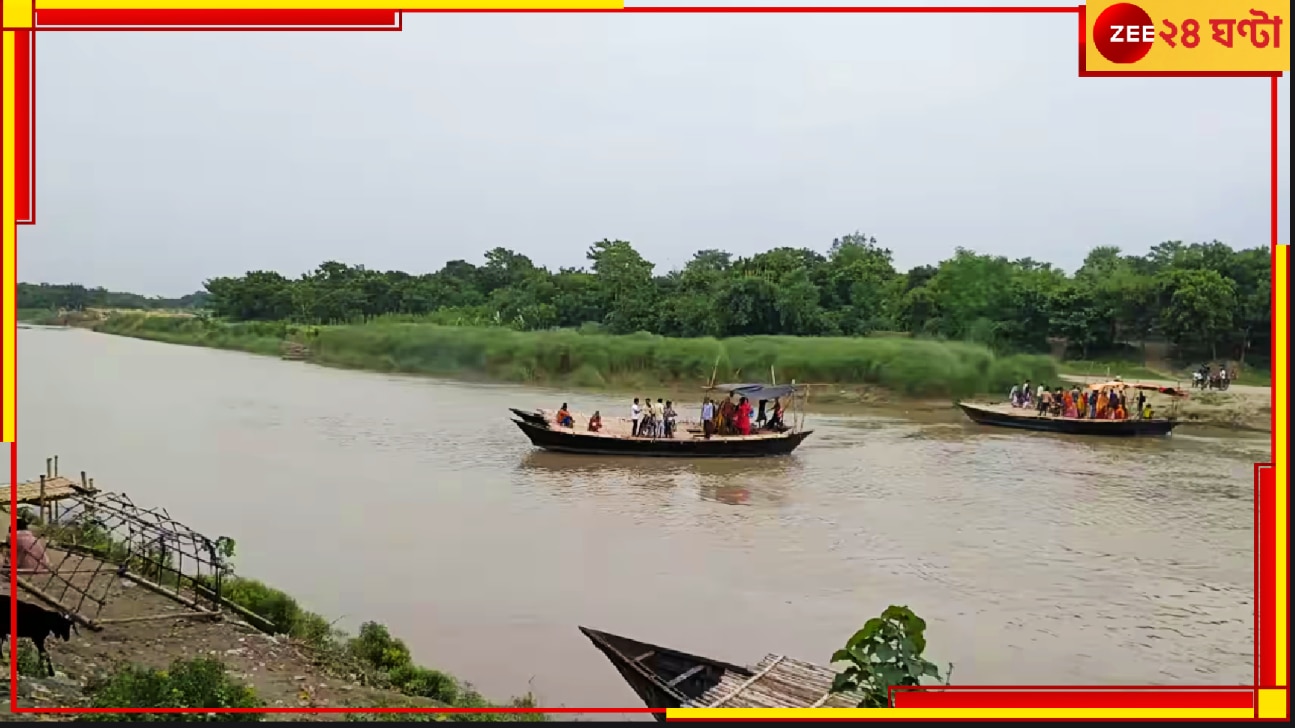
[389,664,460,704]
[2,639,47,677]
[220,577,303,636]
[78,658,264,721]
[829,605,950,708]
[349,622,413,673]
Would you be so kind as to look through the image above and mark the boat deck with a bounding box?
[537,409,792,441]
[690,653,861,709]
[961,401,1173,424]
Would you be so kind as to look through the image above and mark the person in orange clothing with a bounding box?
[555,403,574,428]
[587,411,603,432]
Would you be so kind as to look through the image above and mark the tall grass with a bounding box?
[94,313,1057,398]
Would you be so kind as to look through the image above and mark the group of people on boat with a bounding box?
[629,397,680,438]
[700,395,786,438]
[1008,379,1154,421]
[550,391,789,440]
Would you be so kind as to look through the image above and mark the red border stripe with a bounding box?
[14,31,32,225]
[1258,464,1278,687]
[892,689,1255,709]
[35,9,399,27]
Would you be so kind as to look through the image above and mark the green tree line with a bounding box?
[21,236,1272,365]
[17,282,209,311]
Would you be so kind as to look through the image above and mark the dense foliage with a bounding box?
[22,236,1271,364]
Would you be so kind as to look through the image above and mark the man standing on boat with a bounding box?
[631,398,642,437]
[701,398,715,439]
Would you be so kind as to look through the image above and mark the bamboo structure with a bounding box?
[16,482,230,629]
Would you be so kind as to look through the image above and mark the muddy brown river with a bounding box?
[17,327,1265,711]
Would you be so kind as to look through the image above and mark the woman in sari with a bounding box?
[736,397,753,436]
[1062,388,1077,418]
[1095,389,1109,420]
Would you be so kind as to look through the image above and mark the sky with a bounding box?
[21,2,1291,297]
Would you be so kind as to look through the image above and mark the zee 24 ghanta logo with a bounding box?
[1092,1,1284,65]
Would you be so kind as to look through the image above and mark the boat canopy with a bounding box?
[707,383,799,401]
[1085,380,1188,397]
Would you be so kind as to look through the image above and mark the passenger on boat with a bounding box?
[718,398,737,435]
[663,401,678,438]
[588,411,603,432]
[631,398,642,437]
[1009,384,1021,407]
[556,403,574,428]
[701,398,716,439]
[1135,391,1147,418]
[1142,402,1154,419]
[1087,390,1098,418]
[1021,379,1033,407]
[1050,387,1065,417]
[736,397,753,436]
[640,395,658,438]
[1062,388,1077,418]
[1113,397,1128,420]
[769,399,786,430]
[654,398,667,437]
[1095,389,1109,419]
[1037,387,1052,416]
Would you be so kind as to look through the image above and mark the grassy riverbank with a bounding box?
[89,312,1058,401]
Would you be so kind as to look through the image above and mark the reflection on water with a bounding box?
[18,328,1266,710]
[518,451,798,507]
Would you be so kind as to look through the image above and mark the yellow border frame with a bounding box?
[2,1,1288,721]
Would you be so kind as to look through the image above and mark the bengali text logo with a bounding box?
[1085,0,1290,73]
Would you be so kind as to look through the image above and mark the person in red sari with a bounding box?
[735,397,754,435]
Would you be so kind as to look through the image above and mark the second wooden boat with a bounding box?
[957,402,1179,437]
[579,626,862,720]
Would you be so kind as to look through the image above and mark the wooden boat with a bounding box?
[579,627,862,720]
[509,382,814,458]
[957,402,1180,437]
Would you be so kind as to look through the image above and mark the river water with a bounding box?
[17,327,1265,711]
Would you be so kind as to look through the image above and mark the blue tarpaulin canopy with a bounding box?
[707,383,799,401]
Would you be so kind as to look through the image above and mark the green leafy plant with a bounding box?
[829,605,950,708]
[349,622,414,674]
[78,658,264,721]
[1,639,47,677]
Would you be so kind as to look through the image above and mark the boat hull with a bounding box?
[957,403,1179,437]
[578,626,863,715]
[510,417,812,458]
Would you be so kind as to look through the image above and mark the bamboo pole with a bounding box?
[98,610,219,625]
[123,569,207,612]
[194,583,278,634]
[16,577,104,631]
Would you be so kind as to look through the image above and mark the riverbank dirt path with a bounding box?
[4,578,431,721]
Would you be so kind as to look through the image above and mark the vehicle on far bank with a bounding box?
[508,382,814,458]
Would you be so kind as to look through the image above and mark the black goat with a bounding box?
[1,597,79,677]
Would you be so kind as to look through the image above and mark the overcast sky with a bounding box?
[22,2,1291,297]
